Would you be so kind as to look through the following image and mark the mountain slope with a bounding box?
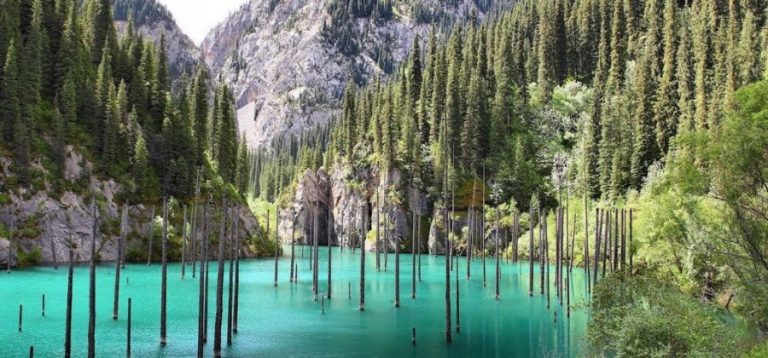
[113,0,201,92]
[203,0,502,148]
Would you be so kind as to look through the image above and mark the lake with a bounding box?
[0,245,590,357]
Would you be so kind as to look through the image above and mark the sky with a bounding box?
[157,0,250,44]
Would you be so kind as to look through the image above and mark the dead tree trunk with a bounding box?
[290,216,296,283]
[395,233,400,307]
[529,205,535,297]
[593,208,601,285]
[454,246,460,333]
[127,297,132,357]
[417,215,422,282]
[312,206,319,300]
[197,202,207,356]
[227,211,234,346]
[64,248,73,358]
[376,191,381,271]
[160,197,169,347]
[213,203,227,357]
[113,205,127,320]
[495,210,501,300]
[411,212,416,299]
[327,209,333,299]
[584,196,591,294]
[629,209,634,274]
[233,211,240,334]
[359,205,366,311]
[88,201,97,358]
[274,209,279,287]
[182,205,188,279]
[147,206,156,265]
[540,209,545,296]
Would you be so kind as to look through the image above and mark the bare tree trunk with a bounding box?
[327,209,332,299]
[191,202,198,278]
[495,210,500,300]
[160,197,169,347]
[313,206,319,300]
[88,200,97,358]
[213,202,227,357]
[113,205,127,320]
[529,205,535,297]
[593,208,601,284]
[602,210,609,278]
[384,208,389,272]
[182,205,188,279]
[584,196,591,294]
[417,215,422,282]
[147,206,156,265]
[274,209,279,287]
[64,248,73,358]
[197,202,207,356]
[395,232,400,307]
[227,210,234,346]
[233,210,240,334]
[127,297,132,357]
[376,191,381,271]
[411,212,416,299]
[359,204,366,311]
[7,213,14,273]
[290,217,296,283]
[613,209,619,271]
[540,209,545,296]
[629,209,633,274]
[455,246,460,333]
[546,212,550,309]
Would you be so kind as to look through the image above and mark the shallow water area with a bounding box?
[1,246,590,357]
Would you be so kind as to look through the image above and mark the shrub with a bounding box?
[18,246,42,267]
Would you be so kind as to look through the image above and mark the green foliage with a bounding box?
[588,271,743,357]
[17,245,42,268]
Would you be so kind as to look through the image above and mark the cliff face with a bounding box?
[0,148,260,268]
[113,0,202,93]
[278,162,429,253]
[203,0,495,148]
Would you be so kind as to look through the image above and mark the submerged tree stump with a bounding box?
[127,298,132,357]
[213,203,227,357]
[64,249,73,358]
[160,198,169,347]
[88,201,97,358]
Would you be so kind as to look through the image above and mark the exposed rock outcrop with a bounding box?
[203,0,500,148]
[279,162,430,253]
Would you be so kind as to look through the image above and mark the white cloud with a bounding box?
[157,0,249,45]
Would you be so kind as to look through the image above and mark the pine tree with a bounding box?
[462,69,482,172]
[444,27,463,152]
[1,40,21,144]
[653,0,678,155]
[192,65,209,165]
[216,86,238,185]
[236,136,249,194]
[676,10,695,136]
[89,0,116,64]
[133,131,150,196]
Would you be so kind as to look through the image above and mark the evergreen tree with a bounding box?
[653,0,679,155]
[1,40,21,144]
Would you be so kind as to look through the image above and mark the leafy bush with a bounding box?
[588,271,746,357]
[17,246,42,267]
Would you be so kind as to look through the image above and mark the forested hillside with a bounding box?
[0,0,258,267]
[264,0,768,355]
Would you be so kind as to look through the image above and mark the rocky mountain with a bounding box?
[202,0,502,149]
[113,0,201,92]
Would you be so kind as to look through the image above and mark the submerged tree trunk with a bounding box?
[227,210,234,346]
[417,215,422,282]
[412,211,416,299]
[495,211,501,300]
[584,196,591,294]
[182,205,188,279]
[395,232,400,307]
[147,206,156,265]
[455,247,460,333]
[233,211,240,334]
[213,202,227,357]
[88,200,97,358]
[127,297,132,357]
[64,249,73,358]
[359,205,366,311]
[376,191,381,271]
[313,206,319,300]
[529,205,535,297]
[327,209,332,299]
[290,217,296,283]
[160,197,169,347]
[274,209,279,287]
[113,205,127,320]
[197,202,208,357]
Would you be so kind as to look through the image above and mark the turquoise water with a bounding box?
[0,246,590,357]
